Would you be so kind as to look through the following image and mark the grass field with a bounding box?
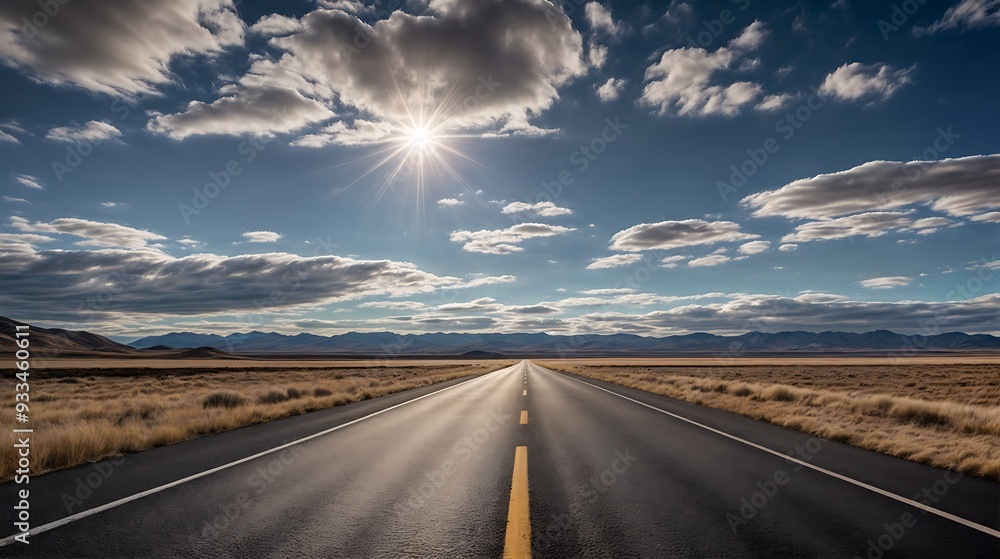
[538,362,1000,481]
[0,362,510,480]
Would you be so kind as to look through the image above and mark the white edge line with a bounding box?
[535,362,1000,540]
[0,364,517,547]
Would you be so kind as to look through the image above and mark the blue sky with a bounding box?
[1,0,998,339]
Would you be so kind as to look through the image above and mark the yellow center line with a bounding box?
[522,389,527,396]
[502,446,530,559]
[519,410,528,424]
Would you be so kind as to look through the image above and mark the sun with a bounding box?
[406,126,434,151]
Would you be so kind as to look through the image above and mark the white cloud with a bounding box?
[819,62,912,102]
[738,240,771,254]
[588,43,608,68]
[859,276,913,289]
[0,130,19,144]
[148,85,335,140]
[450,223,575,255]
[13,174,43,190]
[0,233,54,253]
[101,202,126,208]
[501,201,572,218]
[4,197,29,204]
[755,93,794,112]
[596,77,627,102]
[780,212,916,243]
[46,121,122,143]
[688,254,732,267]
[154,1,585,140]
[10,216,166,249]
[585,2,622,37]
[0,0,244,96]
[249,14,302,37]
[610,219,757,251]
[742,154,1000,219]
[0,249,486,320]
[242,231,283,243]
[587,254,642,270]
[918,0,1000,33]
[640,22,769,117]
[661,255,687,268]
[970,212,1000,223]
[437,198,466,207]
[291,120,394,147]
[779,243,798,252]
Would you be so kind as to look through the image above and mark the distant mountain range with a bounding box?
[0,317,235,359]
[4,316,998,358]
[128,328,1000,356]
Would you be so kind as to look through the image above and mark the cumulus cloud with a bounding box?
[291,120,394,147]
[154,1,585,140]
[10,216,166,249]
[46,121,122,143]
[585,2,622,37]
[819,62,912,102]
[586,254,642,270]
[971,212,1000,223]
[13,174,43,190]
[242,231,283,243]
[450,223,575,255]
[918,0,1000,33]
[779,212,916,243]
[688,254,739,267]
[0,233,54,253]
[742,154,1000,219]
[859,276,913,289]
[609,219,757,251]
[755,93,794,112]
[569,292,1000,335]
[0,249,480,321]
[249,14,303,36]
[148,85,335,140]
[596,77,627,102]
[588,43,608,68]
[640,21,768,117]
[0,0,244,96]
[661,255,686,268]
[501,201,572,218]
[738,240,771,254]
[779,243,798,252]
[437,198,465,207]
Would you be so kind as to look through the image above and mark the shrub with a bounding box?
[257,390,289,404]
[202,391,248,409]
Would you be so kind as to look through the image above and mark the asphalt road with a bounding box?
[2,360,998,558]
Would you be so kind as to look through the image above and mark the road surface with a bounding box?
[2,361,998,557]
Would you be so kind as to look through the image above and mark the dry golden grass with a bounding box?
[0,363,510,480]
[537,362,1000,481]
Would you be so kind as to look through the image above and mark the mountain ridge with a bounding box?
[128,327,1000,356]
